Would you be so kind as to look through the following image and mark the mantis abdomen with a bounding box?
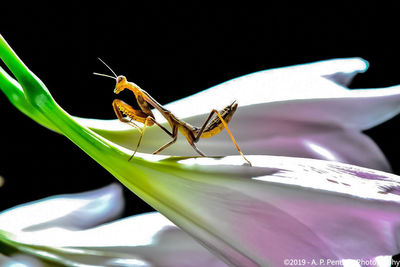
[199,101,238,138]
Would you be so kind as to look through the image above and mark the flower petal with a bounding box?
[163,58,369,118]
[58,212,227,267]
[2,158,400,266]
[0,183,124,232]
[0,254,44,267]
[142,156,400,266]
[0,187,226,267]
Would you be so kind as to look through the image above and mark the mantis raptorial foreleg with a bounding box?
[113,99,173,159]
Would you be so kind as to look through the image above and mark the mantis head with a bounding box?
[93,58,140,95]
[114,75,127,94]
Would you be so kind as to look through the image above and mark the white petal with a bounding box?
[162,58,369,119]
[1,210,226,266]
[0,254,43,267]
[290,57,368,86]
[0,184,124,232]
[0,186,225,266]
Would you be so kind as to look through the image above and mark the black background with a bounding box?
[1,3,400,223]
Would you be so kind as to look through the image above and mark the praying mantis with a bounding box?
[94,59,252,166]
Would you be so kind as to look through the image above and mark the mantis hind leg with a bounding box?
[195,108,252,166]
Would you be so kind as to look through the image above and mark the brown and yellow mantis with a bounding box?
[94,59,251,166]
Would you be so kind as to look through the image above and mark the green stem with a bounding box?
[0,34,174,215]
[0,65,59,132]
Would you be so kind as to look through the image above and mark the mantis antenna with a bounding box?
[93,72,116,79]
[97,58,118,78]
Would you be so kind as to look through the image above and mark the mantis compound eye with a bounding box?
[116,76,123,83]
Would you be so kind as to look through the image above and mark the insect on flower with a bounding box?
[94,59,252,166]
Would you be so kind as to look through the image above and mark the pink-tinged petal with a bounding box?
[124,155,400,266]
[76,58,399,171]
[0,183,124,232]
[1,158,399,266]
